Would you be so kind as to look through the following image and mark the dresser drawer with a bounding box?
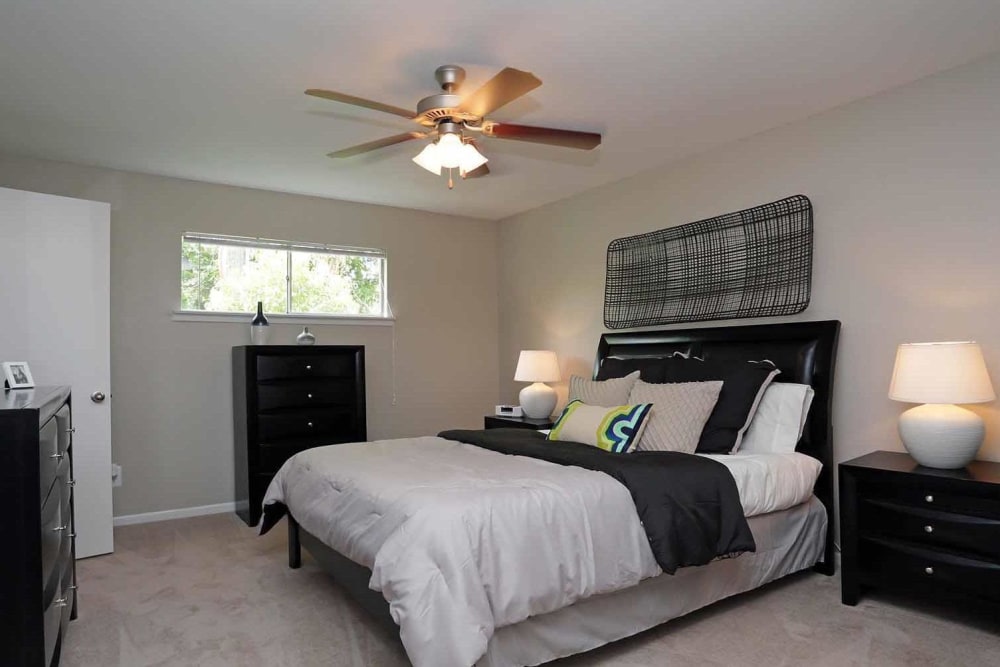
[861,499,1000,561]
[42,580,64,667]
[256,354,357,381]
[256,381,357,412]
[258,439,356,473]
[257,409,358,443]
[41,484,64,598]
[38,416,60,504]
[860,537,1000,603]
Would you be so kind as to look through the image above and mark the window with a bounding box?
[181,233,388,318]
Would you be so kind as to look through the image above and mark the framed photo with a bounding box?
[3,361,35,389]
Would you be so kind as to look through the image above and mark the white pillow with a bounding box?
[568,370,640,406]
[739,383,815,454]
[629,379,724,454]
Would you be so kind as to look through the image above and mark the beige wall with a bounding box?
[499,52,1000,466]
[0,155,500,516]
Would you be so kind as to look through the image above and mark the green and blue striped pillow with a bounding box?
[548,400,653,453]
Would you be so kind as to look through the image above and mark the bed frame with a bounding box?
[286,319,841,636]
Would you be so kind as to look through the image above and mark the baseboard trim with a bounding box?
[113,501,236,527]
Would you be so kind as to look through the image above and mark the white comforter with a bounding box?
[262,436,660,667]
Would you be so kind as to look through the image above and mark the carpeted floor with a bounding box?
[62,513,999,667]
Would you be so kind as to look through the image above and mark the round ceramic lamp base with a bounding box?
[519,382,557,419]
[898,403,984,469]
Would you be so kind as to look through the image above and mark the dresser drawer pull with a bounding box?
[67,479,76,487]
[54,597,69,608]
[307,422,314,428]
[69,585,78,591]
[66,427,76,434]
[305,364,312,370]
[50,453,64,460]
[924,566,934,575]
[925,495,934,503]
[52,525,70,533]
[924,525,934,533]
[307,393,313,399]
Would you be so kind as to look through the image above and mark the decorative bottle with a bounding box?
[250,301,270,345]
[296,326,316,346]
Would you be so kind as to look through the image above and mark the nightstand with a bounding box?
[839,451,1000,608]
[484,415,555,430]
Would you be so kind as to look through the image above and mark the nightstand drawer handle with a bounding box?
[924,566,934,575]
[924,495,934,503]
[54,597,69,608]
[924,524,934,534]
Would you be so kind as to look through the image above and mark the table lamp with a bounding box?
[514,350,560,419]
[888,341,995,469]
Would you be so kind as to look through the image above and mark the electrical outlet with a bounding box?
[111,463,122,488]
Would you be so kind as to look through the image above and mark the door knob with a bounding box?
[91,391,106,403]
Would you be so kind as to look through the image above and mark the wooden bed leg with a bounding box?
[288,515,302,569]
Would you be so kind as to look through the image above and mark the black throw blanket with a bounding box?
[439,428,755,574]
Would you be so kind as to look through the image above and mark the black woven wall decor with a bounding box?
[604,195,812,329]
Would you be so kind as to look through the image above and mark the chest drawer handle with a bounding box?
[54,597,69,608]
[307,422,314,428]
[52,525,69,533]
[924,525,934,534]
[67,479,76,487]
[307,393,313,399]
[924,566,934,575]
[924,495,934,503]
[305,365,312,370]
[50,453,64,460]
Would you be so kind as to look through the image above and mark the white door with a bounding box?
[0,186,113,558]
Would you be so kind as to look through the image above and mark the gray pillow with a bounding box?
[568,371,640,406]
[629,379,724,454]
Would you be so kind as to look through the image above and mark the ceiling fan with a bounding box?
[306,65,602,188]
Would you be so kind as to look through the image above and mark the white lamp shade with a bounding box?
[436,133,464,169]
[412,143,441,175]
[459,143,488,173]
[889,341,995,404]
[514,350,560,383]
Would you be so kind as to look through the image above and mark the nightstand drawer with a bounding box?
[861,499,1000,561]
[859,479,1000,519]
[860,537,1000,603]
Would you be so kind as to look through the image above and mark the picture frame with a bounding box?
[3,361,35,389]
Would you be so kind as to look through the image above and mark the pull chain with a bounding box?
[448,168,454,190]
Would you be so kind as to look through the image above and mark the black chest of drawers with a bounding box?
[233,346,366,526]
[840,450,1000,608]
[0,386,77,667]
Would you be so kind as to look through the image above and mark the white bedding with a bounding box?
[263,436,660,667]
[700,451,821,517]
[263,437,821,667]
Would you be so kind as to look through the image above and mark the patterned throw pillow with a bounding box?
[548,399,653,453]
[628,380,724,454]
[568,371,640,406]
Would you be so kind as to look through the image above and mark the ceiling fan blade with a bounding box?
[306,89,414,120]
[326,132,426,158]
[459,68,542,118]
[483,122,601,150]
[463,163,490,179]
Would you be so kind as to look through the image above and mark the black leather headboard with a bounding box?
[594,319,841,574]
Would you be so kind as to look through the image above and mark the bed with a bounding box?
[261,320,840,667]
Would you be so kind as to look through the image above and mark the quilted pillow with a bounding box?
[568,370,640,406]
[547,400,653,453]
[629,380,724,454]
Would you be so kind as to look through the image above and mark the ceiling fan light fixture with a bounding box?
[436,132,465,169]
[412,142,442,175]
[458,143,488,174]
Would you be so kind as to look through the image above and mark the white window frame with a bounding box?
[174,232,393,325]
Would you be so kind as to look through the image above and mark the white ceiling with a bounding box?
[2,1,1000,220]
